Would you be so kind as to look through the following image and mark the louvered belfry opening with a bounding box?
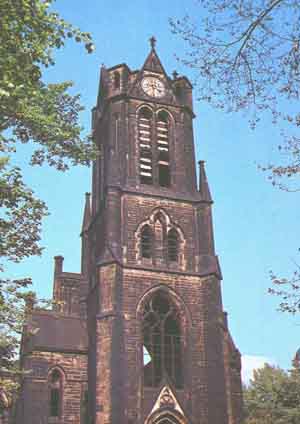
[167,229,179,263]
[139,107,153,185]
[49,369,63,418]
[157,111,170,187]
[141,225,152,258]
[142,292,183,388]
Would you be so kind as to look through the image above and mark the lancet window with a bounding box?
[142,292,183,388]
[167,229,179,263]
[156,111,170,187]
[138,108,153,185]
[141,225,152,258]
[48,369,63,418]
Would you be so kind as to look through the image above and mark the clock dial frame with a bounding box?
[141,77,166,98]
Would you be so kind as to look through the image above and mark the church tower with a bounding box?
[15,39,242,424]
[86,38,243,424]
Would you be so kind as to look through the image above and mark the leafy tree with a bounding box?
[170,0,300,190]
[244,362,300,424]
[268,263,300,314]
[170,0,300,315]
[0,0,96,406]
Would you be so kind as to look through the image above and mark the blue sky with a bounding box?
[5,0,300,380]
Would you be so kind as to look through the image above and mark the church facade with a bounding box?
[16,40,243,424]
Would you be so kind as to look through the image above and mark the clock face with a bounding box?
[141,77,166,98]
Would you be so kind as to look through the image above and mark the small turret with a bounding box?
[198,160,212,202]
[81,192,91,234]
[81,193,91,277]
[54,255,64,276]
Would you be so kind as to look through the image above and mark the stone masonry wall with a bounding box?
[17,351,87,424]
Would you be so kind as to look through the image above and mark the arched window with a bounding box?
[167,229,179,263]
[157,111,170,187]
[49,369,63,418]
[141,225,152,258]
[113,71,120,89]
[142,292,183,388]
[138,108,153,185]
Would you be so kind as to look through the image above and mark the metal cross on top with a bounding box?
[149,36,156,49]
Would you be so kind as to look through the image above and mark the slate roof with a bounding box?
[23,311,88,354]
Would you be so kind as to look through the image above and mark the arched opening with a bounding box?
[48,369,63,418]
[152,413,182,424]
[167,229,179,263]
[142,291,183,388]
[157,111,170,187]
[141,225,152,259]
[114,71,120,89]
[139,107,153,185]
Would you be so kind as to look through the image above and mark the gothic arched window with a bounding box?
[48,369,63,418]
[167,229,179,263]
[157,111,170,187]
[138,108,153,185]
[141,225,152,259]
[142,292,183,388]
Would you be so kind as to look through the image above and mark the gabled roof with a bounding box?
[128,42,178,104]
[142,45,169,77]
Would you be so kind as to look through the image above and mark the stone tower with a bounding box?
[86,39,243,424]
[16,40,242,424]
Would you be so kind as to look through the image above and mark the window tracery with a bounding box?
[142,292,183,388]
[136,209,184,266]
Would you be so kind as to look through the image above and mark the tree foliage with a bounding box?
[170,0,300,190]
[268,261,300,314]
[1,0,96,170]
[0,0,95,406]
[244,362,300,424]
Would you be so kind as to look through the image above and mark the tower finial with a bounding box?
[149,36,156,49]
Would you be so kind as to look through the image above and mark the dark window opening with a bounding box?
[49,370,62,418]
[141,225,152,258]
[114,71,120,89]
[142,292,183,388]
[168,229,179,262]
[140,174,153,185]
[50,389,60,417]
[158,164,170,187]
[81,390,89,424]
